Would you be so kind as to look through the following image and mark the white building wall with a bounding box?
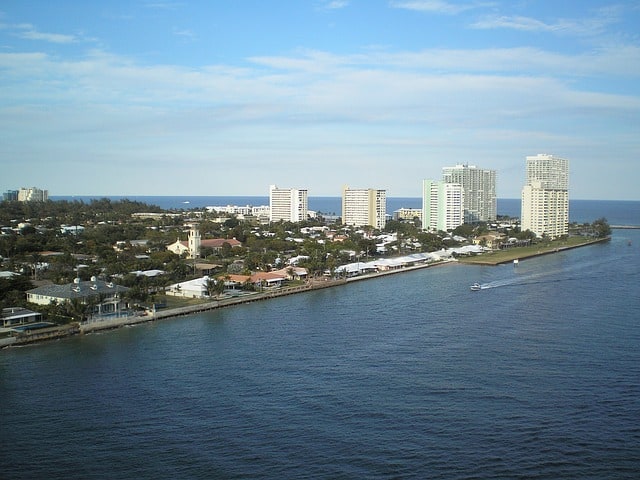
[18,187,48,202]
[188,224,201,259]
[521,154,569,239]
[442,164,496,223]
[422,180,464,232]
[269,185,308,223]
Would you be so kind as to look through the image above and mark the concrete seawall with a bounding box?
[8,324,80,346]
[79,280,346,334]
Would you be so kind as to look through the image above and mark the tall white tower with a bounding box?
[521,154,569,239]
[442,164,496,223]
[422,180,464,232]
[188,224,201,259]
[269,185,308,223]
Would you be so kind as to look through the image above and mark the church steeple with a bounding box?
[188,223,201,259]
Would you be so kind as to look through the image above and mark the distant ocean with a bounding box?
[51,196,640,226]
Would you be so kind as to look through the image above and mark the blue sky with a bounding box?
[1,1,639,199]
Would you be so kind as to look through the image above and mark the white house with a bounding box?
[167,276,215,298]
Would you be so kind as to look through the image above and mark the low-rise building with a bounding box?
[1,307,42,327]
[166,237,242,257]
[472,233,504,250]
[26,277,129,316]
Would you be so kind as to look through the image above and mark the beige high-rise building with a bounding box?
[521,154,569,239]
[341,186,386,229]
[269,185,308,223]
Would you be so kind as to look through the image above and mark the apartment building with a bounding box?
[422,180,464,232]
[269,185,308,223]
[521,154,569,239]
[17,187,48,202]
[442,164,496,223]
[341,186,386,229]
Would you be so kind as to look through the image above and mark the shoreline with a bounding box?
[2,237,608,348]
[2,260,451,348]
[458,236,610,266]
[82,259,455,332]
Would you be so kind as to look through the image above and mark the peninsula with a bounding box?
[1,197,612,348]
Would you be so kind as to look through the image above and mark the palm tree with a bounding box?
[205,277,217,298]
[65,298,86,323]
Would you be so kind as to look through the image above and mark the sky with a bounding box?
[1,1,639,200]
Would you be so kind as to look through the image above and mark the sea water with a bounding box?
[51,196,640,226]
[1,227,639,479]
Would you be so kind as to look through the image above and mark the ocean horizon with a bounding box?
[50,195,640,226]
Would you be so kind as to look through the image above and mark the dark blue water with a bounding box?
[51,196,640,226]
[2,229,639,479]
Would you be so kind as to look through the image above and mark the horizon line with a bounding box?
[45,194,639,202]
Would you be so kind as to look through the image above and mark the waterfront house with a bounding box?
[167,276,213,298]
[251,271,286,288]
[271,266,308,281]
[26,277,129,316]
[2,307,42,327]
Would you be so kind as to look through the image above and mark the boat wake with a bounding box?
[474,253,620,291]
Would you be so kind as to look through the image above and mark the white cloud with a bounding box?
[143,2,184,10]
[318,0,350,10]
[390,0,491,15]
[1,45,639,198]
[12,23,76,43]
[172,27,196,40]
[471,6,622,37]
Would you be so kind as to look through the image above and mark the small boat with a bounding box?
[470,283,481,291]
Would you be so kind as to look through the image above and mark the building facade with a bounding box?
[421,180,464,232]
[442,164,496,223]
[269,185,308,223]
[341,186,386,229]
[26,277,129,316]
[520,154,569,239]
[17,187,48,202]
[187,223,201,259]
[392,208,422,222]
[3,190,18,202]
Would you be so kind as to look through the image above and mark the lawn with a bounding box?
[458,236,607,265]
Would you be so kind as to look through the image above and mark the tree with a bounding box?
[592,218,611,238]
[205,277,218,298]
[214,278,226,298]
[0,275,34,310]
[64,298,87,322]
